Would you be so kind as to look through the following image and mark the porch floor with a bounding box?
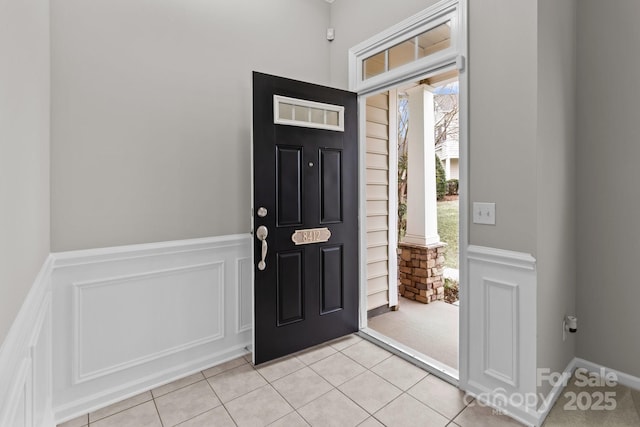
[367,298,459,370]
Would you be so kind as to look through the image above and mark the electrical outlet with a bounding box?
[473,202,496,225]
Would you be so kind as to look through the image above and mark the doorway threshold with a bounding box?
[358,327,459,387]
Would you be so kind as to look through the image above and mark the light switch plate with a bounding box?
[473,202,496,225]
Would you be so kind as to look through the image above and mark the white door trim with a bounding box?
[350,0,468,386]
[387,88,399,308]
[457,0,470,390]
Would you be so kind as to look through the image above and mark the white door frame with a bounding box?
[349,0,468,387]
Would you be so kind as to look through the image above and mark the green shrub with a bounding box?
[435,155,446,200]
[446,179,459,196]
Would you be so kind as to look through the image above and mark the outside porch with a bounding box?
[368,293,459,370]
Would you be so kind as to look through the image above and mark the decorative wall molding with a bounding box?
[467,245,537,270]
[466,245,538,426]
[51,234,252,423]
[72,261,225,384]
[483,279,519,387]
[0,256,54,427]
[236,258,252,334]
[52,235,247,269]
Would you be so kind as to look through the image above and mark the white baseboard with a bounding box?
[0,256,54,427]
[54,344,249,424]
[535,357,577,425]
[51,234,253,423]
[574,358,640,391]
[532,357,640,426]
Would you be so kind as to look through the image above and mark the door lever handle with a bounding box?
[256,225,268,270]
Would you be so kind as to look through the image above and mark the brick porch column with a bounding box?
[398,242,446,303]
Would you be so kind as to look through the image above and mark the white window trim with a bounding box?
[273,95,345,132]
[349,0,459,95]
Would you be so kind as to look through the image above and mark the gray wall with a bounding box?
[0,0,50,344]
[576,0,640,377]
[51,0,331,251]
[536,0,577,397]
[468,0,538,254]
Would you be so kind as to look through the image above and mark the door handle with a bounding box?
[256,225,268,271]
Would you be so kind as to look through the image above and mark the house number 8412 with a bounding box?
[291,227,331,245]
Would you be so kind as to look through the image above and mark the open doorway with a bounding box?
[363,71,461,377]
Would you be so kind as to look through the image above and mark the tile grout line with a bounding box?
[250,343,368,426]
[295,346,339,366]
[151,372,206,400]
[362,348,471,424]
[202,368,239,427]
[338,343,394,372]
[239,364,300,425]
[334,352,412,423]
[306,342,401,423]
[151,396,165,427]
[333,385,379,420]
[446,401,471,426]
[364,341,459,423]
[253,355,307,384]
[87,395,154,425]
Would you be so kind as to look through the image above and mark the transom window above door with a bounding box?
[349,0,461,94]
[363,21,452,80]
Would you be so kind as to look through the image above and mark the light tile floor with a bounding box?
[56,334,640,427]
[57,334,522,427]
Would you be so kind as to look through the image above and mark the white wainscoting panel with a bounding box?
[484,279,518,386]
[466,245,538,426]
[0,256,54,427]
[73,262,225,384]
[51,234,252,423]
[236,258,252,334]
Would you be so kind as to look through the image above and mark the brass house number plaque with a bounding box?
[291,227,331,245]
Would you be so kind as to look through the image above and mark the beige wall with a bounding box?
[576,0,640,377]
[468,0,538,254]
[51,0,331,251]
[536,0,577,397]
[0,0,50,344]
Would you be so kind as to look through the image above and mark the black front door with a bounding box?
[252,72,358,364]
